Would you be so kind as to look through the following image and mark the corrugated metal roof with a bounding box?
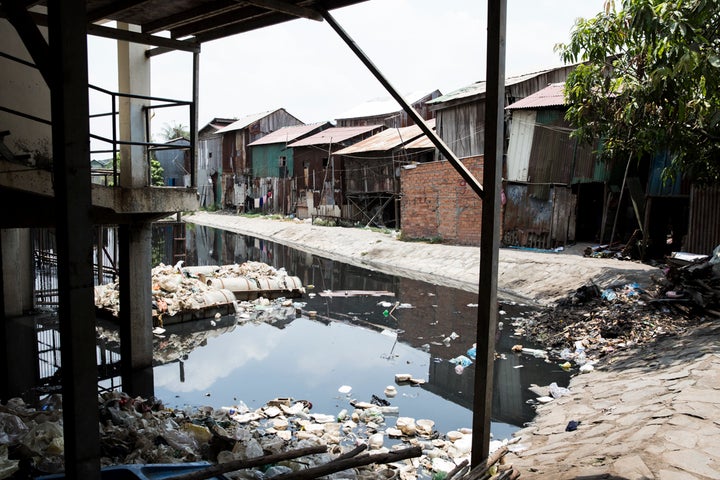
[335,91,439,120]
[216,109,282,134]
[334,119,435,154]
[288,125,383,147]
[506,83,565,110]
[247,122,330,146]
[427,67,568,105]
[403,134,435,150]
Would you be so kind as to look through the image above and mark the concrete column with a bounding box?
[117,22,151,189]
[118,223,154,397]
[1,229,33,317]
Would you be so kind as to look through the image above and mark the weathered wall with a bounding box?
[400,156,484,245]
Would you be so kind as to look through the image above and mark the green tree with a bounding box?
[160,121,190,141]
[150,156,165,186]
[557,0,720,183]
[111,153,165,186]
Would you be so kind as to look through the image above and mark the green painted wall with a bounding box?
[251,144,293,178]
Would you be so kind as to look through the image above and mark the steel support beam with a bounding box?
[319,8,484,199]
[472,0,506,466]
[47,0,102,477]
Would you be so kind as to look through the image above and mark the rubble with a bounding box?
[0,391,508,480]
[94,262,304,323]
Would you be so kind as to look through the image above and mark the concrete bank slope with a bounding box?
[510,321,720,479]
[184,211,659,305]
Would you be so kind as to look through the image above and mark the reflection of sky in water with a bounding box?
[151,224,569,440]
[154,318,490,437]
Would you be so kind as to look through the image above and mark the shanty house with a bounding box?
[152,137,191,187]
[247,122,331,214]
[287,125,385,220]
[427,66,576,159]
[334,119,436,228]
[397,66,578,245]
[198,118,235,208]
[504,82,605,249]
[335,90,441,128]
[504,82,720,258]
[214,108,303,211]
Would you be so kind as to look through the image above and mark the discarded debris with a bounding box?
[0,391,488,480]
[94,262,304,323]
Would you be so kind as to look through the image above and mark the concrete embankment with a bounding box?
[183,211,659,306]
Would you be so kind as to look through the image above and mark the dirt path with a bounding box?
[184,211,660,305]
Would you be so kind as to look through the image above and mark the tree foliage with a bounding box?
[557,0,720,183]
[160,121,190,141]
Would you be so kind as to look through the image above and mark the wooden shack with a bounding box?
[287,125,385,220]
[334,120,436,228]
[214,109,303,211]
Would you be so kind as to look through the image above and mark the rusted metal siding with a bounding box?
[685,184,720,255]
[502,183,577,249]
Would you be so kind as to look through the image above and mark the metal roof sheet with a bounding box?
[506,83,566,110]
[334,119,435,154]
[216,109,282,134]
[403,134,435,150]
[247,122,330,146]
[427,67,567,105]
[287,125,384,147]
[335,91,439,120]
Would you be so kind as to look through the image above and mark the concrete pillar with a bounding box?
[118,223,154,397]
[1,229,33,317]
[117,22,151,189]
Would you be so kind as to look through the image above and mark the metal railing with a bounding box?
[89,84,195,187]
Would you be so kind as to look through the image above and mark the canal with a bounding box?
[149,223,569,441]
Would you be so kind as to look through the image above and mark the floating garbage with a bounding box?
[449,355,473,368]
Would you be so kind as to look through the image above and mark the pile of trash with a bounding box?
[658,247,720,316]
[94,262,303,321]
[513,279,698,367]
[0,391,513,480]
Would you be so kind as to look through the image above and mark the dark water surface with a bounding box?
[151,224,569,440]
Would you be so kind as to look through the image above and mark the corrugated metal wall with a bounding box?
[685,184,720,255]
[505,110,535,181]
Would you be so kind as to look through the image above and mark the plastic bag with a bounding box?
[0,412,28,445]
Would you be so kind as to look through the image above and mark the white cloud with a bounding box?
[87,0,606,135]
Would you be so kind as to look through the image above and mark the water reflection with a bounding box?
[151,224,569,439]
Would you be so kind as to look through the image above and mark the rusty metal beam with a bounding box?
[89,22,200,53]
[244,0,323,21]
[319,7,484,199]
[472,0,506,466]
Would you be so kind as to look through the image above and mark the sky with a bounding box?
[87,0,607,138]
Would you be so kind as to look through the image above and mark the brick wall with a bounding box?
[400,156,484,245]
